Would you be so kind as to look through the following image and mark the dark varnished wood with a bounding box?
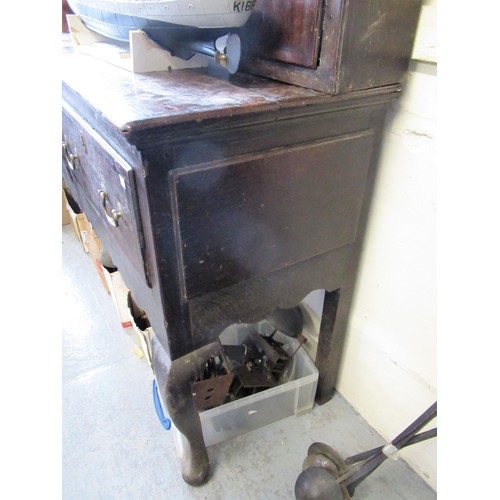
[337,0,423,93]
[170,131,374,300]
[61,46,326,136]
[133,95,396,360]
[61,0,421,480]
[243,0,323,68]
[315,289,341,404]
[62,103,150,287]
[187,243,359,351]
[61,44,397,394]
[61,62,395,484]
[241,0,422,94]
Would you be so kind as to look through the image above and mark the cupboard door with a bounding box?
[241,0,422,95]
[243,0,323,68]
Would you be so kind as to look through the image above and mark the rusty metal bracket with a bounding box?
[192,339,234,410]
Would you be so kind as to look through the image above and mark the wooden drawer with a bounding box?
[170,131,374,300]
[62,105,150,286]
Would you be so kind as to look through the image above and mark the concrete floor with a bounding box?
[62,224,436,499]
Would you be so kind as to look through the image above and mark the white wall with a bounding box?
[337,0,437,490]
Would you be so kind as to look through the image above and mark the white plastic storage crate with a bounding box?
[172,323,318,453]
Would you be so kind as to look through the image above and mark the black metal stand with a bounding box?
[295,402,437,499]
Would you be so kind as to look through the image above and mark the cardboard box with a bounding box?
[83,217,110,294]
[102,266,132,328]
[63,188,88,251]
[62,188,72,226]
[127,293,154,369]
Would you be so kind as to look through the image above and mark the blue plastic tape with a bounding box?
[152,379,171,430]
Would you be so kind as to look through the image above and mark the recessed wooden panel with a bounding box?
[242,0,323,68]
[171,131,375,300]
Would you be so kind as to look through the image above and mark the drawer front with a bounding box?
[62,105,150,286]
[170,131,374,300]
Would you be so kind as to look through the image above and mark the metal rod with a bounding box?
[345,428,437,465]
[289,335,307,359]
[338,402,437,491]
[392,402,437,450]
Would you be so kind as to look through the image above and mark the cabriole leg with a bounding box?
[162,342,221,486]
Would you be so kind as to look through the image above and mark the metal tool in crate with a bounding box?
[152,306,307,428]
[192,305,307,410]
[295,402,437,500]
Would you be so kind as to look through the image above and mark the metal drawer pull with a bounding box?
[62,138,79,170]
[98,189,122,227]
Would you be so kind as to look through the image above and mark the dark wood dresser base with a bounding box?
[62,0,421,482]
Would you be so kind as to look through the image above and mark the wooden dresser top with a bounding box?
[62,40,332,135]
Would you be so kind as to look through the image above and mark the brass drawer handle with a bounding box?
[98,190,122,227]
[62,137,79,171]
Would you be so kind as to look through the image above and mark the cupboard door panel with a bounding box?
[171,131,375,300]
[243,0,323,68]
